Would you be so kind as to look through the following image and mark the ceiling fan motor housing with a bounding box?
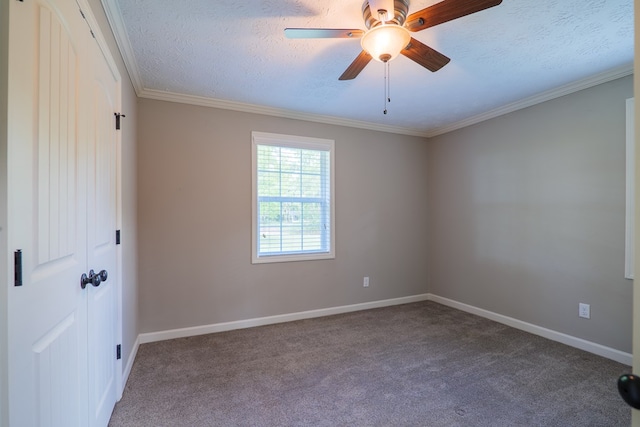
[362,0,410,28]
[285,0,503,80]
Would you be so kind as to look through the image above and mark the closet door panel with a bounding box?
[85,39,119,427]
[7,1,89,425]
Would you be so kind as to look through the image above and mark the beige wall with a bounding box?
[427,75,633,353]
[137,99,430,333]
[88,0,139,375]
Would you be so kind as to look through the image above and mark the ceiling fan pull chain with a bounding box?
[383,64,387,114]
[385,61,391,102]
[383,61,389,115]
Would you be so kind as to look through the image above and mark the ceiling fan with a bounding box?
[285,0,503,80]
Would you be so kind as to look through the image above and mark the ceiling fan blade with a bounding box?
[339,51,373,80]
[284,28,365,39]
[401,38,450,72]
[405,0,502,32]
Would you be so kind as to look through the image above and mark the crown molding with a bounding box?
[96,0,633,139]
[100,0,145,96]
[424,64,635,137]
[139,88,431,137]
[141,65,634,139]
[99,0,427,137]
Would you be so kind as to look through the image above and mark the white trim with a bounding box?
[426,64,634,136]
[135,293,633,364]
[114,86,124,400]
[95,0,633,138]
[99,0,144,95]
[626,97,635,279]
[138,294,430,344]
[428,294,633,366]
[78,0,120,82]
[0,0,9,424]
[141,88,429,137]
[118,335,139,400]
[251,132,336,264]
[125,292,631,392]
[140,67,631,138]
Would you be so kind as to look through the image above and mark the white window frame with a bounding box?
[251,131,335,264]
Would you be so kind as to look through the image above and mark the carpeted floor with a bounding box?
[109,301,631,426]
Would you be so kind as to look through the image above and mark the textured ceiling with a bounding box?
[102,0,634,136]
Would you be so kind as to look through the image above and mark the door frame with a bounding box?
[0,0,10,424]
[633,1,640,423]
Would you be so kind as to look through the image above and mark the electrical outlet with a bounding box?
[363,277,369,287]
[579,303,590,319]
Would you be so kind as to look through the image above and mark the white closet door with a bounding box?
[85,35,119,427]
[7,0,118,425]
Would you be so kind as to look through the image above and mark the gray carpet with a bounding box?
[109,301,631,426]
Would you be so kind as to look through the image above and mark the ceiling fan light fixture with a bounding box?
[360,24,411,63]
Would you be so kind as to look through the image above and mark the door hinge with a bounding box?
[14,250,22,286]
[116,229,121,245]
[115,113,126,130]
[116,344,122,360]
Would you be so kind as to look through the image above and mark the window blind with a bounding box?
[257,144,330,255]
[251,132,335,263]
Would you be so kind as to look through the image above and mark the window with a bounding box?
[251,132,335,263]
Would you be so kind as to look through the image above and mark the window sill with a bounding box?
[252,251,335,264]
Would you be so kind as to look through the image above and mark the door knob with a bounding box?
[618,374,640,409]
[80,269,101,289]
[98,269,108,282]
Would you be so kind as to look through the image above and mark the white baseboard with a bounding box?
[118,335,140,400]
[130,292,630,381]
[428,294,633,366]
[138,294,431,344]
